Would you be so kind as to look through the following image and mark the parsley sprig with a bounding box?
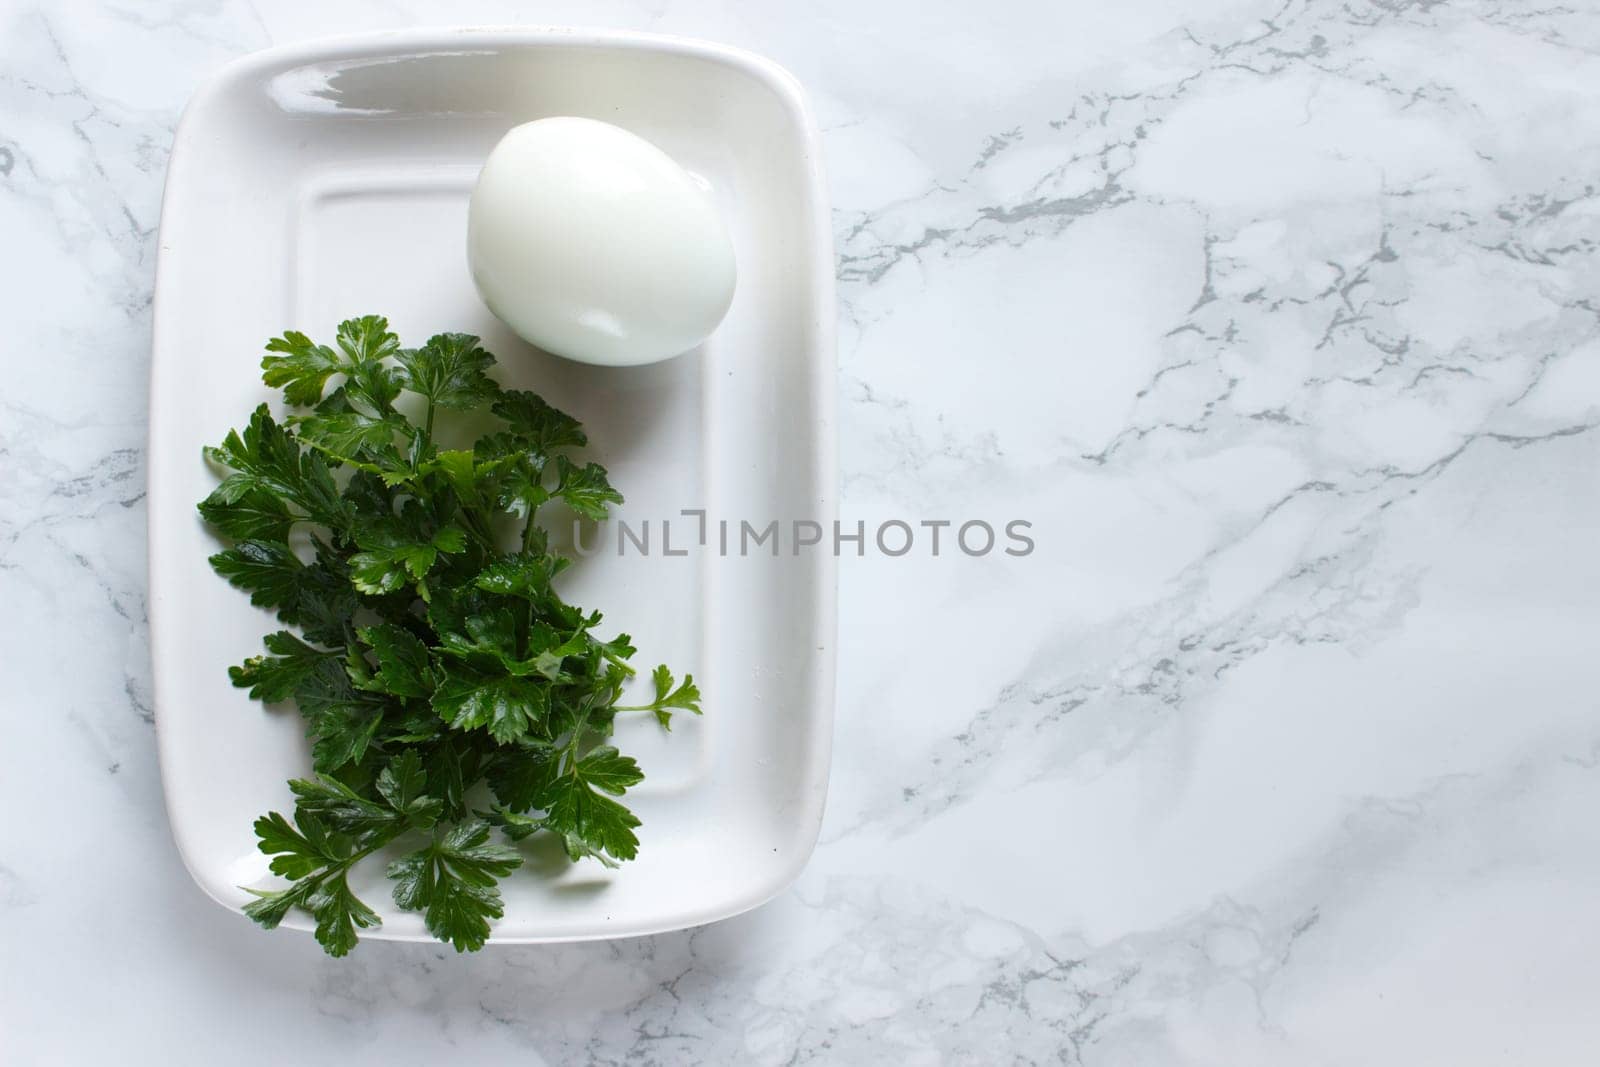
[201,316,700,956]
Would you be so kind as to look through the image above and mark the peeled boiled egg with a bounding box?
[467,117,737,367]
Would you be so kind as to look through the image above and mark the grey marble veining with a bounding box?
[4,0,1599,1063]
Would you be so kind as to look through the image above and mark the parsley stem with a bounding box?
[459,507,497,552]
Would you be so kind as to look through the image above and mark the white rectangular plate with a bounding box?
[149,29,836,944]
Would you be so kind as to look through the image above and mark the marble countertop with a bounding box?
[5,1,1599,1062]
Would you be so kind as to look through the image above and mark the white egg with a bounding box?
[467,117,737,367]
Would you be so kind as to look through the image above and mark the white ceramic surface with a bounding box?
[148,30,837,943]
[7,2,1600,1064]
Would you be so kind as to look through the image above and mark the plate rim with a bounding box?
[148,26,838,945]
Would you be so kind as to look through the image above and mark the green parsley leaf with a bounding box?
[309,873,382,958]
[551,455,624,520]
[432,667,549,744]
[356,623,433,698]
[649,666,702,729]
[262,330,342,407]
[349,526,467,596]
[229,630,331,703]
[485,742,561,812]
[336,314,402,364]
[288,775,404,837]
[420,735,473,820]
[291,388,411,459]
[537,745,644,863]
[570,745,645,794]
[592,631,637,671]
[387,820,522,952]
[482,807,547,844]
[341,469,393,515]
[474,552,568,600]
[253,810,336,880]
[396,333,500,410]
[375,751,444,830]
[292,661,393,772]
[209,539,304,614]
[615,666,702,730]
[491,390,587,452]
[287,541,360,647]
[242,804,389,954]
[242,877,321,930]
[208,539,357,648]
[197,486,294,542]
[204,404,349,530]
